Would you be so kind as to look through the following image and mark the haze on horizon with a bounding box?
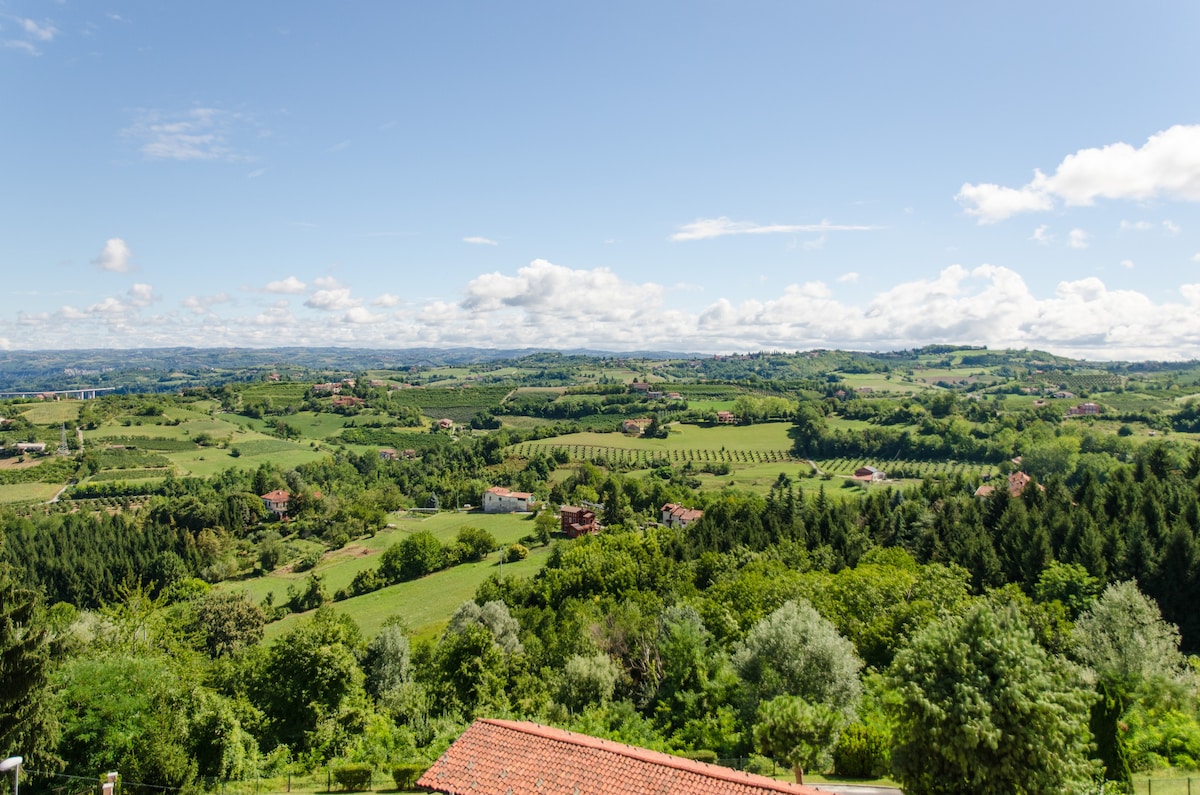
[3,2,1200,360]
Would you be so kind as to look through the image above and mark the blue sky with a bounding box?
[4,1,1200,358]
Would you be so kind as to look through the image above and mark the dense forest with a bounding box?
[4,348,1200,794]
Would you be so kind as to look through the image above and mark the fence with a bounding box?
[1133,777,1198,795]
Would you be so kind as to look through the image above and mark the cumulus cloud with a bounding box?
[1069,228,1089,249]
[124,107,253,162]
[837,272,859,283]
[343,307,384,324]
[1164,220,1181,235]
[1120,220,1153,232]
[958,124,1200,222]
[464,236,499,246]
[182,292,232,314]
[305,287,360,311]
[1030,225,1053,245]
[372,294,402,307]
[671,217,876,242]
[92,238,134,272]
[264,276,306,294]
[1121,259,1135,269]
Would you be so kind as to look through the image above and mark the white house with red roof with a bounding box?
[482,486,535,513]
[260,489,290,518]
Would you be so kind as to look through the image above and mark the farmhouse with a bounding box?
[15,442,47,454]
[560,505,598,538]
[853,465,886,482]
[418,719,819,795]
[622,418,652,435]
[332,395,364,408]
[379,448,399,460]
[661,503,704,528]
[260,489,290,518]
[716,411,737,424]
[438,418,455,430]
[1068,402,1100,416]
[974,470,1041,499]
[482,486,535,513]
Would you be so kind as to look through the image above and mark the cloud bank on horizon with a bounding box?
[8,257,1200,362]
[3,3,1198,361]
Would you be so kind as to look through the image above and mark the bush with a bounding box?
[333,763,373,791]
[455,526,499,561]
[832,721,890,778]
[380,531,446,582]
[391,763,426,791]
[744,755,776,776]
[505,543,529,563]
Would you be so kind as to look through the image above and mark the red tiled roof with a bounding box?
[260,489,290,501]
[418,719,820,795]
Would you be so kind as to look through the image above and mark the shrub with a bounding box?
[831,721,890,778]
[455,526,499,561]
[391,763,426,791]
[505,543,529,563]
[744,755,776,776]
[333,763,373,791]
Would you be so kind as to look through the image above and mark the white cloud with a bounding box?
[312,276,342,289]
[1120,220,1153,232]
[1030,225,1052,245]
[343,307,383,324]
[372,294,402,307]
[305,287,360,311]
[248,168,267,178]
[21,18,58,41]
[182,292,232,314]
[837,272,859,283]
[671,216,876,242]
[124,107,252,162]
[91,238,134,272]
[264,276,306,294]
[126,283,157,307]
[1121,259,1135,269]
[20,259,1200,359]
[463,236,499,246]
[958,124,1200,222]
[1192,253,1200,263]
[1164,220,1181,235]
[3,40,39,55]
[803,235,827,251]
[1068,228,1089,249]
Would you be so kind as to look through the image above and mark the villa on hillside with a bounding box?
[418,719,820,795]
[716,411,737,424]
[482,486,535,513]
[260,489,290,518]
[661,503,703,528]
[1068,402,1100,416]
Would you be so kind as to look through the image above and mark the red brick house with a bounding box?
[260,489,290,518]
[418,719,820,795]
[716,411,737,424]
[1068,402,1100,416]
[332,395,364,408]
[559,506,598,538]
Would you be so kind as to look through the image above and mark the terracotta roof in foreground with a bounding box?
[417,718,822,795]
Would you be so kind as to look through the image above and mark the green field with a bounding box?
[264,545,552,643]
[230,512,543,635]
[515,422,796,455]
[0,481,64,503]
[17,400,84,424]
